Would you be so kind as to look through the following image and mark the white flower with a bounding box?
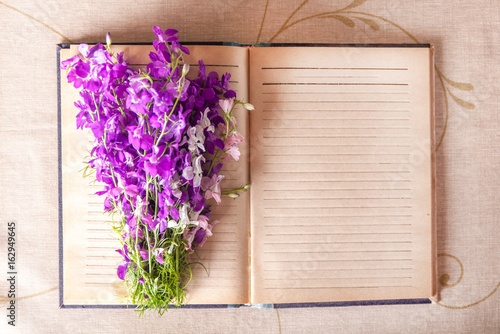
[192,155,205,187]
[170,180,183,199]
[182,155,205,187]
[185,125,205,154]
[167,220,178,228]
[134,196,146,218]
[199,108,215,132]
[182,166,194,181]
[152,248,164,257]
[219,99,234,114]
[177,204,199,229]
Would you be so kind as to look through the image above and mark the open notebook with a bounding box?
[58,43,436,307]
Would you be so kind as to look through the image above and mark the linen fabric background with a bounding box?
[0,0,498,333]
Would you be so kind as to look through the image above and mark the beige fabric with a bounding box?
[0,0,498,332]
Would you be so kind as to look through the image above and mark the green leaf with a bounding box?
[447,89,476,110]
[354,17,380,31]
[322,15,355,28]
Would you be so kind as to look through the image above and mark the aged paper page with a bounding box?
[61,45,250,305]
[249,46,434,304]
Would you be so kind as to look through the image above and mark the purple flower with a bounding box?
[117,261,129,280]
[201,174,224,204]
[153,248,165,264]
[65,28,247,301]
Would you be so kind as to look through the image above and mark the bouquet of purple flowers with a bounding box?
[62,27,251,314]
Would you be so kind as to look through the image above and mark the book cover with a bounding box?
[58,43,436,308]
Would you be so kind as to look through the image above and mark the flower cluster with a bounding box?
[62,27,251,314]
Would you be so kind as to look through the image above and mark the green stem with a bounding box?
[175,237,180,302]
[155,80,186,146]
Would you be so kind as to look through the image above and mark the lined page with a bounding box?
[61,45,250,305]
[249,47,435,304]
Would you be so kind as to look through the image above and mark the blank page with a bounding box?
[249,46,435,304]
[61,45,250,305]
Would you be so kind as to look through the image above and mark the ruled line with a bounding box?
[190,259,236,262]
[262,100,410,103]
[85,264,117,267]
[87,237,117,241]
[261,162,410,165]
[186,286,238,289]
[264,232,412,236]
[262,171,411,174]
[262,127,411,130]
[263,188,412,191]
[261,67,408,70]
[263,286,413,290]
[263,180,412,183]
[262,92,409,95]
[264,277,413,280]
[263,215,412,218]
[85,272,117,276]
[262,197,412,200]
[262,145,412,148]
[262,109,410,112]
[190,64,239,68]
[261,90,410,95]
[264,223,413,227]
[209,213,238,217]
[294,75,380,78]
[264,268,413,271]
[263,135,411,139]
[86,246,120,250]
[264,153,410,156]
[264,250,412,254]
[264,208,412,211]
[191,267,240,271]
[195,249,238,253]
[264,259,412,262]
[263,83,408,86]
[262,118,411,121]
[204,240,238,243]
[263,241,413,245]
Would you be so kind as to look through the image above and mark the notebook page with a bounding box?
[61,45,250,305]
[249,46,435,304]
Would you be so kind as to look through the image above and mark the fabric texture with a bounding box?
[0,0,498,332]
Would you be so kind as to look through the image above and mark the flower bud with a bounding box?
[106,32,112,49]
[243,102,255,111]
[182,63,190,77]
